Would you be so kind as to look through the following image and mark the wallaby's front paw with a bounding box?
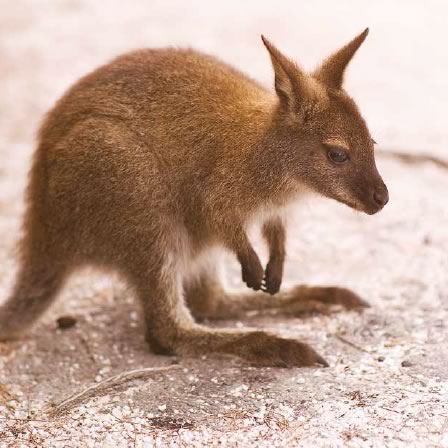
[262,256,283,295]
[240,252,264,291]
[227,331,328,368]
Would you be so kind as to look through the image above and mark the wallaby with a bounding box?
[0,29,388,367]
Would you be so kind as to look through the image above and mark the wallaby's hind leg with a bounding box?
[0,255,68,341]
[185,266,368,321]
[128,251,327,367]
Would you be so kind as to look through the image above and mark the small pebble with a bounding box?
[377,356,385,362]
[401,360,413,367]
[56,315,77,330]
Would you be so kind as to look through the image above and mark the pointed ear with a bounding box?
[313,28,369,90]
[261,35,315,110]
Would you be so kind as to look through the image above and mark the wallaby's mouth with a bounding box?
[336,183,389,215]
[364,203,387,215]
[339,198,386,215]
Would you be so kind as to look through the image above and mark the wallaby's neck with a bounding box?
[217,93,302,211]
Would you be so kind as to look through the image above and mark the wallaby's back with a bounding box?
[41,49,273,156]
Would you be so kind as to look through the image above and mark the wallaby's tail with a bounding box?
[0,262,66,340]
[0,146,68,341]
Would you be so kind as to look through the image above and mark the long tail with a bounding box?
[0,145,67,340]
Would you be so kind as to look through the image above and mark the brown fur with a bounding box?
[0,29,387,367]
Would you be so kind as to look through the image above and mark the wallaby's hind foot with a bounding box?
[276,285,369,316]
[159,327,328,368]
[135,260,327,368]
[213,330,329,368]
[186,271,368,321]
[0,261,67,341]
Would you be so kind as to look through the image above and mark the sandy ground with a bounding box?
[0,1,447,447]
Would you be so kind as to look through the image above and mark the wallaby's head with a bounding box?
[262,29,388,215]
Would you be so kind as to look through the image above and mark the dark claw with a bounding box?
[240,251,264,291]
[262,257,283,296]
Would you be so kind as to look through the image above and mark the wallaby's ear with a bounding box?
[313,28,369,90]
[261,35,315,110]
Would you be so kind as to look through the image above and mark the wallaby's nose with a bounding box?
[373,186,389,208]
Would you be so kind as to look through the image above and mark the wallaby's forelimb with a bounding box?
[222,225,264,291]
[261,217,286,295]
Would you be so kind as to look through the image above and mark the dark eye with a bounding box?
[327,147,349,164]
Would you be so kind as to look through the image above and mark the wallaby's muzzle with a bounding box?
[373,184,389,208]
[360,180,389,215]
[367,182,389,214]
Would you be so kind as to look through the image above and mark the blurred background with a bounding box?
[1,0,447,156]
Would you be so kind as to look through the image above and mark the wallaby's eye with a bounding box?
[327,147,349,164]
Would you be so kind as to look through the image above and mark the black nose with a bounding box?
[373,186,389,208]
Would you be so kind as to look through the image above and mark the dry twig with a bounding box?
[334,334,371,354]
[378,149,448,170]
[44,365,181,417]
